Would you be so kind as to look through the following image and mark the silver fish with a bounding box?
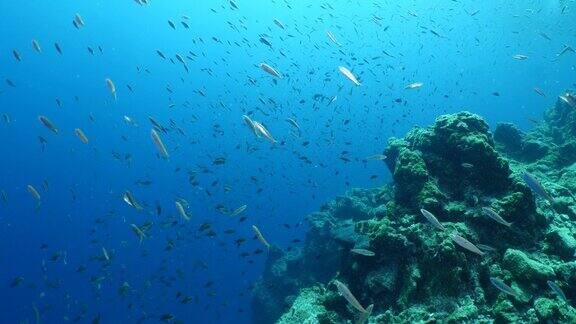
[252,225,270,249]
[476,244,497,252]
[482,207,512,227]
[420,209,445,230]
[123,191,142,210]
[105,78,117,100]
[326,31,341,46]
[242,115,258,135]
[490,277,518,297]
[338,66,361,86]
[259,63,281,78]
[405,82,423,90]
[273,19,285,29]
[150,129,169,159]
[285,118,301,136]
[350,248,375,257]
[175,201,190,221]
[451,234,485,256]
[38,115,58,134]
[252,121,276,143]
[32,39,42,53]
[513,54,529,60]
[547,281,567,302]
[559,93,576,108]
[522,172,554,204]
[334,280,366,313]
[357,304,373,324]
[557,45,575,57]
[27,185,41,203]
[231,204,247,216]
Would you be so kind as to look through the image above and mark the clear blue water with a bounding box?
[0,1,574,323]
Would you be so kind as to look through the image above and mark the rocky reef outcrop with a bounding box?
[251,188,388,324]
[252,91,576,323]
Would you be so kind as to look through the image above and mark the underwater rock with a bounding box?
[266,101,576,324]
[276,286,341,324]
[533,297,576,322]
[558,141,576,166]
[251,247,298,324]
[502,249,555,282]
[385,112,512,212]
[447,303,479,322]
[544,227,576,260]
[491,298,539,323]
[522,139,550,162]
[252,188,385,323]
[544,91,576,142]
[494,122,524,156]
[558,164,576,201]
[364,263,398,295]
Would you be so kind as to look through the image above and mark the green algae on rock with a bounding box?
[276,286,341,324]
[253,94,576,323]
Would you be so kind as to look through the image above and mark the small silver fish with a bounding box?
[27,185,41,203]
[131,224,146,243]
[252,121,276,143]
[259,63,282,78]
[482,207,512,227]
[32,39,42,53]
[513,54,529,60]
[105,78,117,100]
[38,115,58,134]
[334,280,366,313]
[490,277,518,297]
[74,128,89,144]
[252,225,270,249]
[231,204,247,216]
[285,118,301,136]
[366,154,387,161]
[338,66,361,86]
[123,191,142,210]
[547,281,567,302]
[74,13,85,28]
[350,248,375,257]
[522,172,554,204]
[559,93,576,108]
[405,82,423,90]
[357,304,373,324]
[557,45,575,57]
[451,234,484,256]
[476,244,497,252]
[102,247,109,261]
[150,129,169,159]
[273,19,285,29]
[420,209,445,230]
[461,163,474,169]
[326,31,341,46]
[175,201,190,221]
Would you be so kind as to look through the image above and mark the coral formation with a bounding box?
[252,92,576,323]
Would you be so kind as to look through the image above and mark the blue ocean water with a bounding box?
[0,1,574,323]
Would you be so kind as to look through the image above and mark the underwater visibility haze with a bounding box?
[1,0,576,323]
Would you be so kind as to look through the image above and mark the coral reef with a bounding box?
[252,92,576,323]
[252,188,385,324]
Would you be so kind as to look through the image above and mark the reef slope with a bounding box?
[252,92,576,323]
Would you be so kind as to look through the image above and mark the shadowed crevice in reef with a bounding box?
[252,91,576,324]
